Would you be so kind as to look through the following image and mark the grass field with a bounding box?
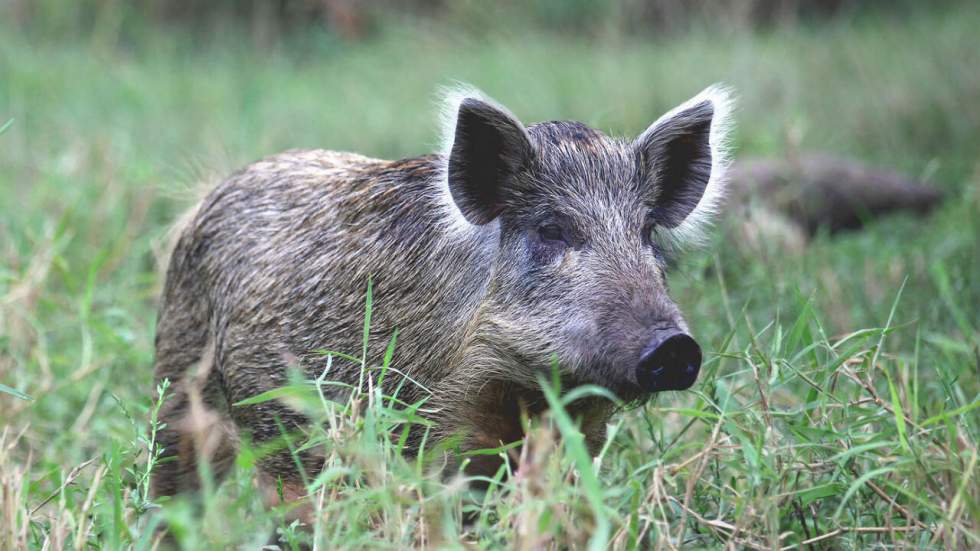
[1,4,979,549]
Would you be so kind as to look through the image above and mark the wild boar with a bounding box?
[151,85,733,501]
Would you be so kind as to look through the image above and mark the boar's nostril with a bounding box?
[634,331,702,392]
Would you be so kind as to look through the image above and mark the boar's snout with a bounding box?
[633,330,702,392]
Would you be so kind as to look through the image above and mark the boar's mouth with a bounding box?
[461,378,620,477]
[562,336,702,401]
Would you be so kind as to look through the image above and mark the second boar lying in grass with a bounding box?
[151,85,733,505]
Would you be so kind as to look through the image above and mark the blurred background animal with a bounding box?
[729,153,943,254]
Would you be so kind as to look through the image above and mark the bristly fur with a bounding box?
[152,84,734,504]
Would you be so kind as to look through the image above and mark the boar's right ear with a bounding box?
[444,96,533,225]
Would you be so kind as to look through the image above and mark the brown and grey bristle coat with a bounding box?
[151,85,735,499]
[153,83,946,504]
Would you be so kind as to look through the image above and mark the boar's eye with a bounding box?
[642,220,657,247]
[643,220,670,263]
[537,223,568,246]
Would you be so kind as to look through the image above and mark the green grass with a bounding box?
[1,5,979,549]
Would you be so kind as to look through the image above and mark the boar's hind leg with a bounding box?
[152,359,238,499]
[151,290,237,499]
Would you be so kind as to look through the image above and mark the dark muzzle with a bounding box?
[634,329,702,392]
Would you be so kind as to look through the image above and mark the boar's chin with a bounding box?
[563,363,654,405]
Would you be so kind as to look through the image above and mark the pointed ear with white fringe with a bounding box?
[441,90,533,226]
[634,85,734,246]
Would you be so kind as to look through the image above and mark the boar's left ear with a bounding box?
[442,91,533,225]
[635,85,734,241]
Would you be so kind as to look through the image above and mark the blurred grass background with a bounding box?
[1,1,978,549]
